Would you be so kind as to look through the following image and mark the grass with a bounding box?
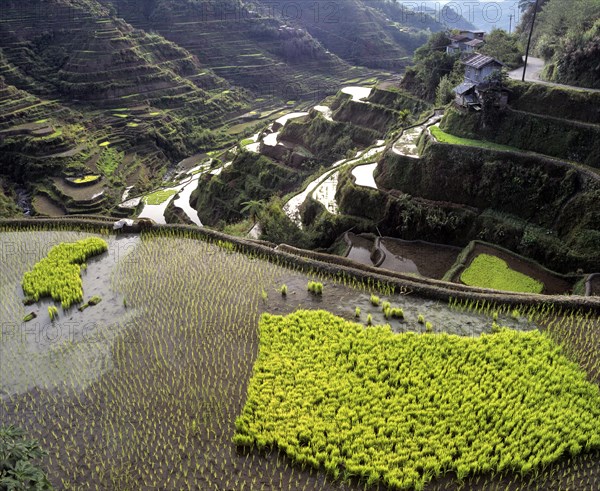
[143,189,177,205]
[96,147,123,178]
[461,254,544,294]
[430,125,520,152]
[235,310,600,489]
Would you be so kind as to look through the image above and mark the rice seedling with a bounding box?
[236,310,600,490]
[1,224,599,491]
[417,314,425,324]
[78,295,102,311]
[425,321,433,333]
[370,294,380,306]
[280,285,288,296]
[21,237,108,309]
[48,305,59,321]
[355,307,361,318]
[307,281,323,295]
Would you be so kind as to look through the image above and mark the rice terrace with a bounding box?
[1,0,600,489]
[0,220,599,490]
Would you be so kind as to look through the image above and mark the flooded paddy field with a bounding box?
[0,227,598,491]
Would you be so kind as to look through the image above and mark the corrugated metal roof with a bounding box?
[453,81,477,95]
[463,53,504,69]
[465,39,485,47]
[449,35,470,42]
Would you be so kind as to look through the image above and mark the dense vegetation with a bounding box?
[0,426,53,490]
[400,32,459,102]
[479,29,523,69]
[236,310,600,489]
[21,237,108,308]
[460,254,544,293]
[519,0,600,88]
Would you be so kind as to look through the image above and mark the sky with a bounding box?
[405,1,524,32]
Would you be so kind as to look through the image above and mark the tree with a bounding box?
[0,426,53,490]
[479,29,524,68]
[435,75,455,106]
[240,200,265,225]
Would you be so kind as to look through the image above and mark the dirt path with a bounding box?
[508,56,600,93]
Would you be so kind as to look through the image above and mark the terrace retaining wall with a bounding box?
[2,218,600,313]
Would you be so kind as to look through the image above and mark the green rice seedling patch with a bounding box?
[235,310,600,489]
[72,175,100,184]
[143,189,177,205]
[21,238,108,308]
[461,254,544,294]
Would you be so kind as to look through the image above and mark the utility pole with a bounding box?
[522,0,540,81]
[508,14,513,34]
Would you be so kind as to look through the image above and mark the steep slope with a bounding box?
[103,0,459,95]
[0,0,248,216]
[103,0,359,99]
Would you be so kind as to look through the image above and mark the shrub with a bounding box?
[0,425,53,490]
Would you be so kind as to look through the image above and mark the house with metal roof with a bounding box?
[453,81,479,108]
[463,53,506,84]
[452,54,507,109]
[446,30,486,54]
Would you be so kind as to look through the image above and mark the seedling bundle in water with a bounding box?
[21,237,108,309]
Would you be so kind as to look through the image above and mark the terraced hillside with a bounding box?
[104,0,453,96]
[331,83,600,276]
[104,0,361,99]
[0,0,247,217]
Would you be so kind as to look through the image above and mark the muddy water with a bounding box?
[346,233,375,265]
[312,171,340,214]
[0,232,140,396]
[379,238,461,280]
[173,176,203,227]
[264,272,537,338]
[314,105,333,121]
[345,234,461,280]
